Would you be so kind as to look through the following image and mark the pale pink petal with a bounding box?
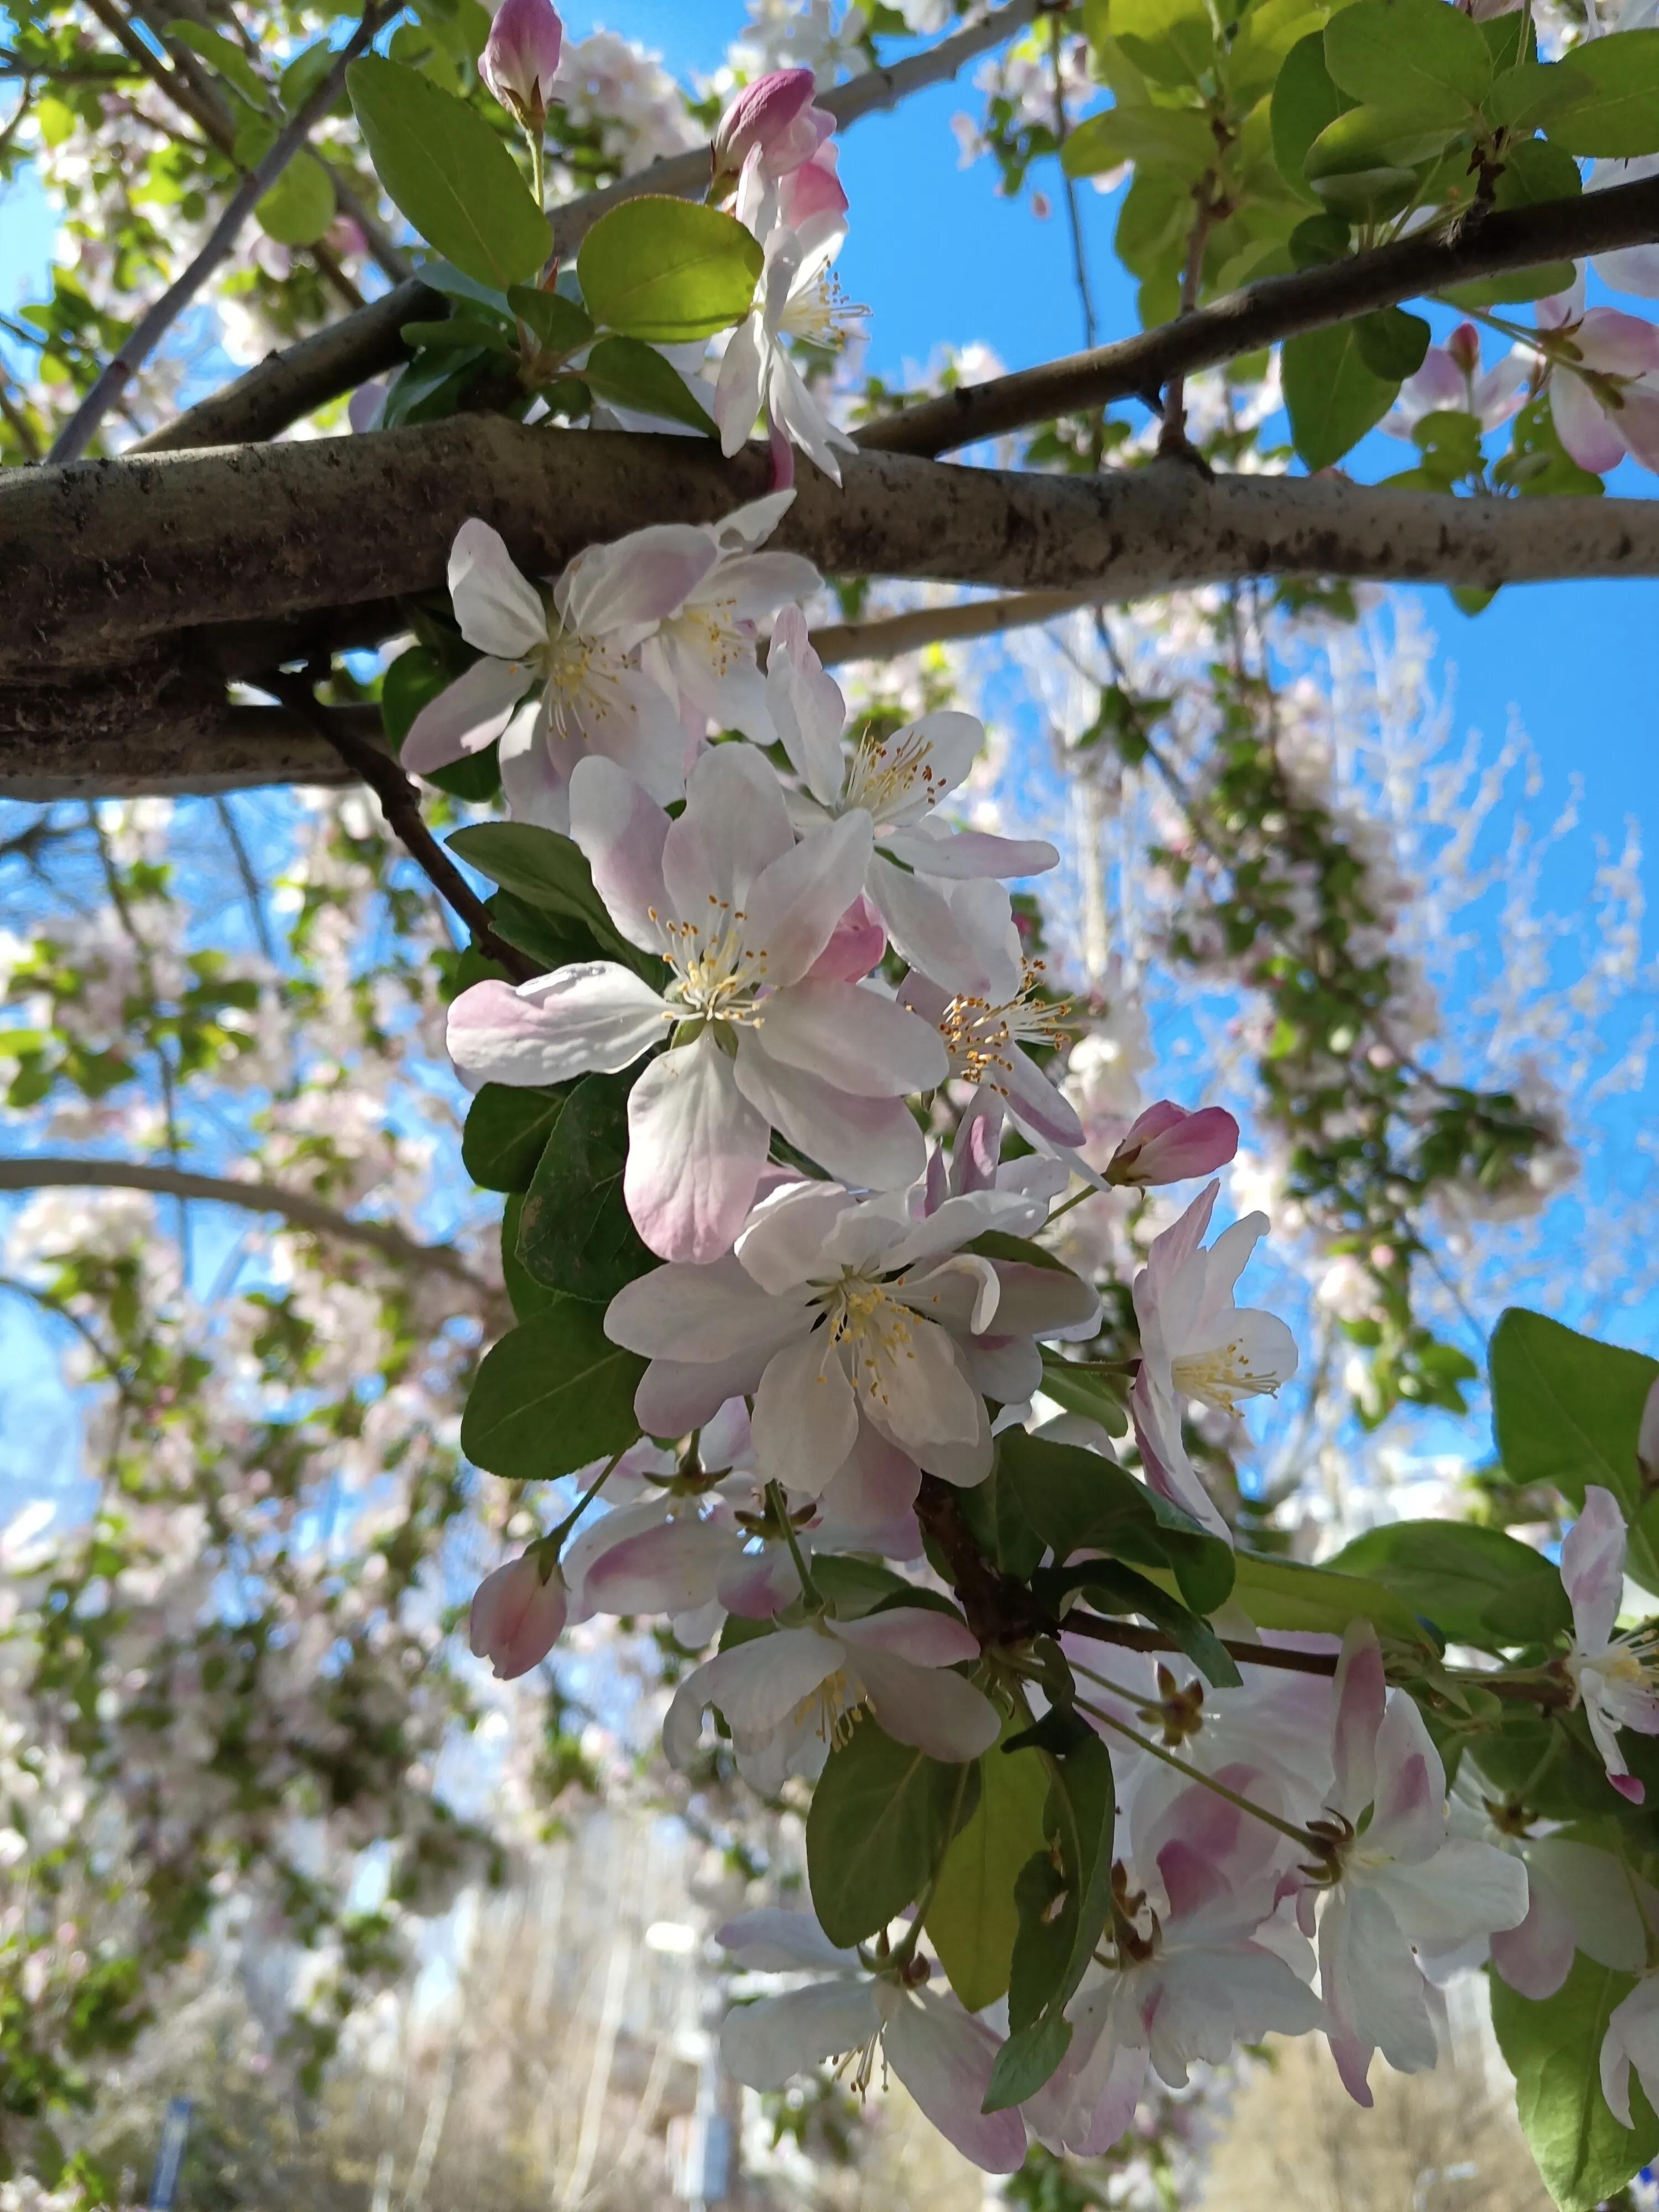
[722,1980,882,2091]
[766,604,849,806]
[662,1624,839,1768]
[568,755,670,952]
[714,315,766,459]
[880,827,1060,880]
[805,893,887,982]
[752,1329,859,1492]
[446,967,666,1088]
[403,656,532,772]
[607,1253,806,1363]
[636,1348,777,1434]
[1563,1484,1629,1655]
[836,1607,979,1668]
[665,740,795,912]
[448,519,546,659]
[733,1042,927,1190]
[717,1907,858,1971]
[734,1179,858,1293]
[582,1514,734,1615]
[1319,1884,1438,2084]
[848,1644,1000,1761]
[560,524,721,640]
[881,1992,1028,2175]
[625,1033,774,1262]
[498,707,571,831]
[744,810,874,984]
[1552,371,1626,473]
[752,979,947,1096]
[1330,1622,1387,1820]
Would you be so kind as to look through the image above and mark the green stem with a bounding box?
[769,1478,823,1609]
[1047,1178,1103,1225]
[550,1444,628,1551]
[528,126,545,216]
[1071,1689,1323,1854]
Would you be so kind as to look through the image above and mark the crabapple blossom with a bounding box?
[662,1605,1000,1789]
[710,67,832,200]
[480,0,564,126]
[899,967,1087,1151]
[1561,1484,1659,1803]
[1129,1180,1298,1541]
[1105,1100,1240,1188]
[1380,323,1527,441]
[468,1550,568,1678]
[1539,274,1659,477]
[1314,1626,1527,2104]
[714,218,861,487]
[401,517,715,815]
[766,603,1056,993]
[1602,1972,1659,2126]
[717,1912,1027,2174]
[446,746,946,1260]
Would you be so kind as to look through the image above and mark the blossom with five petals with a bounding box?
[765,604,1057,992]
[1561,1483,1659,1803]
[717,1911,1027,2174]
[714,220,861,486]
[446,748,946,1261]
[1129,1180,1298,1542]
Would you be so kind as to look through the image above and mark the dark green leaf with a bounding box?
[1323,0,1492,110]
[1548,30,1659,156]
[1272,29,1355,200]
[577,197,763,343]
[806,1722,977,1947]
[347,56,550,289]
[508,284,594,358]
[1283,322,1399,469]
[925,1723,1052,2011]
[517,1070,653,1303]
[500,1193,557,1321]
[460,1301,644,1479]
[953,1452,1047,1579]
[1494,135,1583,210]
[997,1428,1235,1613]
[400,312,514,352]
[582,335,718,433]
[1326,1520,1570,1647]
[447,822,659,974]
[1229,1549,1438,1645]
[1489,1955,1658,2210]
[1039,1352,1130,1439]
[1354,305,1431,380]
[462,1083,566,1192]
[1037,1558,1241,1686]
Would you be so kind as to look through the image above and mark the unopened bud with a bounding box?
[1447,321,1481,377]
[469,1549,567,1679]
[1105,1100,1239,1188]
[711,67,832,198]
[481,0,564,128]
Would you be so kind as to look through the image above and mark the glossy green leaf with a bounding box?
[1323,0,1492,110]
[254,151,335,246]
[1038,1351,1130,1438]
[1040,1557,1241,1686]
[577,197,763,343]
[581,334,717,433]
[952,1451,1046,1579]
[806,1722,977,1947]
[925,1725,1052,2012]
[1487,61,1583,132]
[447,822,659,974]
[984,1710,1116,2110]
[1489,1956,1658,2210]
[1271,28,1355,199]
[508,284,595,358]
[1495,135,1583,210]
[347,56,550,289]
[400,312,514,353]
[1282,321,1398,469]
[997,1427,1235,1613]
[462,1083,566,1192]
[1548,30,1659,156]
[1061,101,1218,180]
[500,1193,557,1321]
[1327,1519,1571,1646]
[517,1071,651,1302]
[1228,0,1332,107]
[1354,305,1430,379]
[461,1300,645,1479]
[1305,101,1467,179]
[1229,1549,1438,1645]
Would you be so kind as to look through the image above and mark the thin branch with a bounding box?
[46,3,389,466]
[0,1156,498,1302]
[133,0,1042,454]
[812,589,1095,665]
[262,672,540,982]
[212,791,276,959]
[1046,4,1097,351]
[857,174,1659,456]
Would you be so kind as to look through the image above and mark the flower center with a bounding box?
[667,594,750,677]
[941,966,1070,1085]
[813,1270,917,1409]
[537,624,632,740]
[1170,1338,1285,1417]
[781,268,863,349]
[1583,1626,1659,1687]
[793,1663,865,1750]
[650,899,769,1027]
[833,2026,888,2099]
[843,724,944,826]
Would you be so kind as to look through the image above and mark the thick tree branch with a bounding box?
[0,705,371,801]
[812,589,1095,665]
[14,429,1659,707]
[48,4,388,465]
[857,176,1659,457]
[134,0,1042,455]
[0,1156,496,1302]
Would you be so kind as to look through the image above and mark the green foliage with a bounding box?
[1489,1957,1659,2210]
[1327,1519,1571,1646]
[1548,29,1659,156]
[1282,321,1398,469]
[985,1710,1117,2110]
[508,284,594,358]
[447,821,661,974]
[1272,30,1354,202]
[1322,0,1492,113]
[347,56,551,289]
[582,334,718,431]
[576,197,764,342]
[255,152,335,246]
[460,1302,645,1479]
[997,1428,1236,1613]
[925,1725,1052,2012]
[517,1070,653,1301]
[1227,1548,1436,1644]
[461,1083,566,1192]
[805,1722,978,1947]
[1037,1351,1130,1438]
[1039,1557,1241,1686]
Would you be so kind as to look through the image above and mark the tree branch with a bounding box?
[16,429,1659,711]
[263,673,540,982]
[47,4,388,465]
[0,1156,497,1303]
[812,588,1095,666]
[857,176,1659,457]
[133,0,1042,455]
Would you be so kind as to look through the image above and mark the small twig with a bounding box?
[212,792,276,961]
[1045,6,1097,351]
[48,2,388,464]
[263,672,540,983]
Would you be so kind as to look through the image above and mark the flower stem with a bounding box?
[550,1445,628,1551]
[1071,1688,1324,1853]
[768,1478,823,1610]
[528,127,546,215]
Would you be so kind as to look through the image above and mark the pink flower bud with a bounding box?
[805,893,886,983]
[469,1551,567,1678]
[1447,321,1481,377]
[1105,1100,1239,1188]
[481,0,564,126]
[777,140,848,231]
[712,67,832,195]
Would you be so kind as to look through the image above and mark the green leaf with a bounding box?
[1061,101,1218,179]
[255,150,335,246]
[1548,30,1659,156]
[347,56,550,290]
[1108,0,1215,88]
[1229,1548,1438,1645]
[952,1452,1047,1579]
[1494,134,1583,210]
[1228,0,1332,107]
[1326,1520,1570,1647]
[1323,0,1492,111]
[1488,61,1583,132]
[1490,1308,1659,1589]
[806,1722,977,1947]
[384,644,502,799]
[500,1192,557,1321]
[997,1427,1235,1613]
[984,1712,1116,2110]
[1493,393,1606,495]
[447,822,658,974]
[378,346,492,429]
[1272,28,1355,199]
[1039,1351,1130,1438]
[577,197,763,343]
[460,1301,644,1479]
[400,312,514,352]
[486,890,609,970]
[1040,1558,1241,1686]
[462,1083,566,1192]
[925,1724,1052,2012]
[1489,1955,1658,2210]
[582,334,717,434]
[1306,100,1467,178]
[1354,305,1430,379]
[279,38,338,113]
[517,1071,653,1303]
[164,19,268,108]
[1282,322,1398,469]
[508,284,595,358]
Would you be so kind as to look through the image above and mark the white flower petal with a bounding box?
[721,1980,881,2091]
[752,1329,860,1493]
[625,1031,773,1263]
[447,966,666,1087]
[448,519,546,659]
[403,656,532,773]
